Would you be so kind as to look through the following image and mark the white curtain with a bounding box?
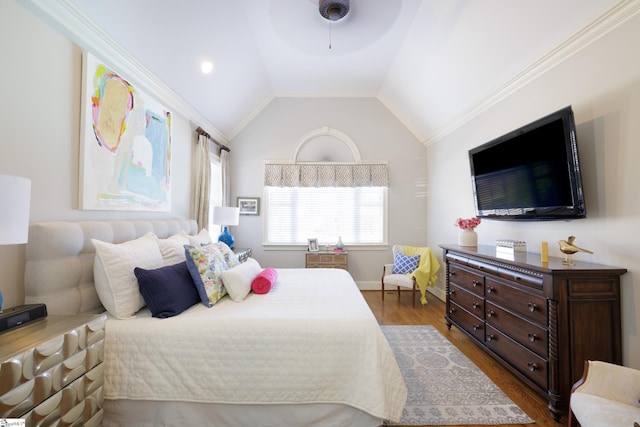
[221,149,231,206]
[194,133,211,230]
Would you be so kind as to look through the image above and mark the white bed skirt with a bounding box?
[103,400,382,427]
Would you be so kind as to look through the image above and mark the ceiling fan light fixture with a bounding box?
[319,0,349,22]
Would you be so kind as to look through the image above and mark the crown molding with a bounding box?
[420,0,640,147]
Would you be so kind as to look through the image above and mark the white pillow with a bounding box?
[188,228,212,246]
[157,231,191,265]
[92,232,164,319]
[220,258,262,302]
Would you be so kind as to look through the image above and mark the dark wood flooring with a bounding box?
[362,290,565,427]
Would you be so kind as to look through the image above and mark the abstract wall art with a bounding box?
[80,51,172,211]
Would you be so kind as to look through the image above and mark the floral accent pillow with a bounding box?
[184,242,239,306]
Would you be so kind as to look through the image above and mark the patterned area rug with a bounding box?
[381,325,534,425]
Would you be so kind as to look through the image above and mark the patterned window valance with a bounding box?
[264,162,389,187]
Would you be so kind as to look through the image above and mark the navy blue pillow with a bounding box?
[134,261,200,318]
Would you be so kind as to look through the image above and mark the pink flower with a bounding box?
[454,217,481,231]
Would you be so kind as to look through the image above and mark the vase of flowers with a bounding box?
[454,217,481,247]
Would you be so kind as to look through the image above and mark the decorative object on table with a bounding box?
[335,236,345,251]
[0,175,32,312]
[237,197,260,215]
[541,241,549,263]
[213,206,240,249]
[558,235,593,265]
[454,217,481,247]
[307,238,319,252]
[495,239,526,260]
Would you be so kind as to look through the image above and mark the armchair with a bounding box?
[381,245,439,308]
[569,360,640,427]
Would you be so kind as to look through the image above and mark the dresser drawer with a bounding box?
[448,264,484,297]
[450,284,484,319]
[486,302,547,357]
[306,253,347,269]
[485,277,547,326]
[448,301,484,342]
[486,325,548,390]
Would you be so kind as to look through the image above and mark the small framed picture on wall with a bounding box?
[237,197,260,215]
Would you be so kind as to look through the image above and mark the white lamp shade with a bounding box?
[0,175,31,245]
[213,206,240,226]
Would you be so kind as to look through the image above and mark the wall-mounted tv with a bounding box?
[469,106,586,220]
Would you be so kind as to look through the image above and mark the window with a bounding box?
[207,152,223,234]
[265,186,387,246]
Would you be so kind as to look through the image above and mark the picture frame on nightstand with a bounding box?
[307,238,319,252]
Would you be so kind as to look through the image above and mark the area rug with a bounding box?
[381,325,534,425]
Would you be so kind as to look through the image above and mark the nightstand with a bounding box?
[305,251,348,270]
[0,314,107,426]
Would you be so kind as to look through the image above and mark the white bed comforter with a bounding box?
[104,268,407,422]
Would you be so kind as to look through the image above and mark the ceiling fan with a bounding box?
[319,0,350,22]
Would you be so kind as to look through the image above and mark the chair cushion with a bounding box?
[392,252,420,274]
[571,392,640,427]
[383,274,415,289]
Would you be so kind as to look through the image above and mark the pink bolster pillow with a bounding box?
[252,267,278,294]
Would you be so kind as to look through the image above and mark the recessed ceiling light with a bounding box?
[201,61,214,74]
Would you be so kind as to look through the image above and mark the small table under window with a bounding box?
[305,251,348,270]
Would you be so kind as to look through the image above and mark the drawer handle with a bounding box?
[486,286,494,294]
[528,303,538,312]
[450,271,456,277]
[449,307,455,314]
[528,362,538,372]
[487,334,495,342]
[472,302,479,309]
[487,310,495,318]
[528,333,538,342]
[472,324,481,331]
[472,280,481,287]
[449,289,456,296]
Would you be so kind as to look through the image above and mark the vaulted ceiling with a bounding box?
[30,0,626,144]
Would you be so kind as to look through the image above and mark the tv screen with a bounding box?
[469,106,586,220]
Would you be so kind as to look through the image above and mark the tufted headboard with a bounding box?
[24,219,199,315]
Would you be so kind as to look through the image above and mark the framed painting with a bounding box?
[79,51,172,211]
[237,197,260,215]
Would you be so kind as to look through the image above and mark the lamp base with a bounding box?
[218,226,235,249]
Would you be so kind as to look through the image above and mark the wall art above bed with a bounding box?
[79,51,172,212]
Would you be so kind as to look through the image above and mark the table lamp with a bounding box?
[213,206,240,249]
[0,175,32,311]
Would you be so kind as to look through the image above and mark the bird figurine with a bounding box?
[558,236,593,265]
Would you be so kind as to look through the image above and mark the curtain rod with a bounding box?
[196,127,230,152]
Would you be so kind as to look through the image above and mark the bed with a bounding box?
[24,219,407,426]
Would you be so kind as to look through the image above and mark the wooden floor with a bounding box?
[362,290,566,427]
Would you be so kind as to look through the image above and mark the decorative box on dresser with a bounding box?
[440,244,626,421]
[0,314,107,426]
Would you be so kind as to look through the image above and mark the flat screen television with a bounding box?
[469,106,586,220]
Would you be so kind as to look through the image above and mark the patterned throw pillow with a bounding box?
[392,253,420,274]
[185,242,236,307]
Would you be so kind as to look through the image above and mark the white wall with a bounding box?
[229,97,428,288]
[426,13,640,368]
[0,0,197,307]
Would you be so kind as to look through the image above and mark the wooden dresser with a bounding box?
[441,244,626,420]
[305,251,348,270]
[0,314,106,426]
